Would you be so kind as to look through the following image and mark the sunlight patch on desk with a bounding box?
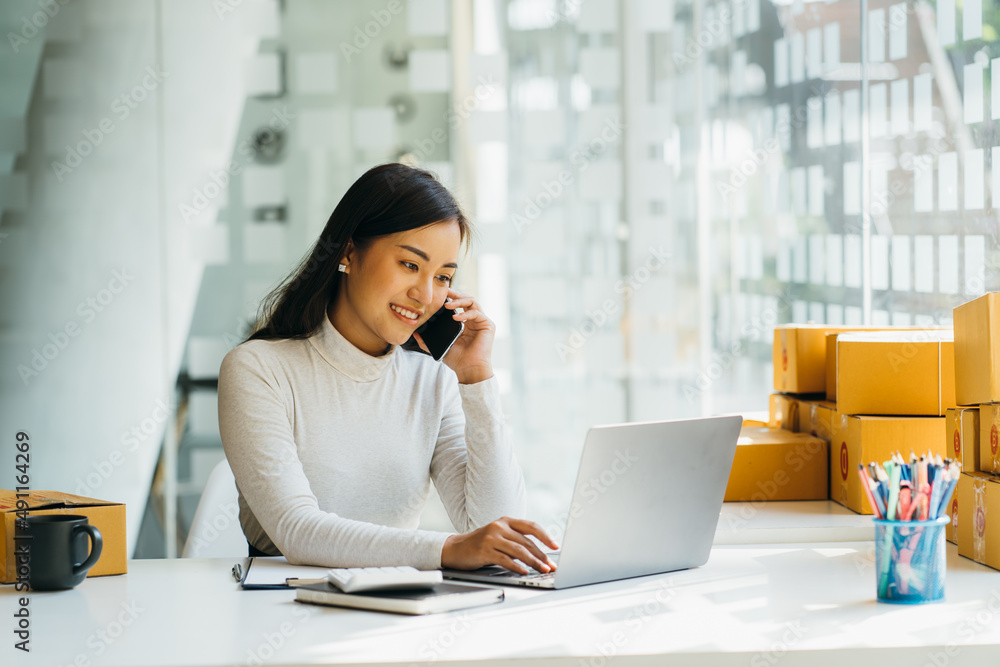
[810,547,858,558]
[298,603,608,661]
[717,545,800,558]
[836,608,968,649]
[683,574,769,597]
[718,596,769,613]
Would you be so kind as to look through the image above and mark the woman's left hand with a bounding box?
[413,288,494,384]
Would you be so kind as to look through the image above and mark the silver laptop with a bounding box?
[441,415,741,589]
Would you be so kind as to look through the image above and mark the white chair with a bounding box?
[182,458,248,558]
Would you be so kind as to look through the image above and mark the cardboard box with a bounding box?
[725,427,828,501]
[799,399,837,443]
[718,410,768,428]
[836,330,956,416]
[954,292,1000,405]
[774,325,861,394]
[945,406,980,473]
[947,483,959,545]
[0,490,126,584]
[825,333,839,401]
[980,403,1000,475]
[824,327,944,401]
[956,471,1000,570]
[943,407,975,544]
[829,415,946,514]
[769,393,803,431]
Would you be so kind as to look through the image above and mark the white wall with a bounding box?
[0,0,276,554]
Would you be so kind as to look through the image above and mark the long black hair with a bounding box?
[246,163,472,342]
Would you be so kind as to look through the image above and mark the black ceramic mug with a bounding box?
[23,514,103,591]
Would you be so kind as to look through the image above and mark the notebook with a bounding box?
[235,556,332,589]
[294,581,504,615]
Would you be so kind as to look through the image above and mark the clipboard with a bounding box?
[232,556,332,589]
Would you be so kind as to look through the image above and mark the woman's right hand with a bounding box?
[441,517,560,575]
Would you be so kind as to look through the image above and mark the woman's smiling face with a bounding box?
[330,220,461,356]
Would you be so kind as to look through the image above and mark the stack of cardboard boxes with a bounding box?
[753,325,950,507]
[772,324,867,446]
[723,325,847,503]
[827,329,953,515]
[767,325,943,441]
[726,294,1000,571]
[953,293,1000,570]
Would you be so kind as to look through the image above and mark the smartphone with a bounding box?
[413,298,464,361]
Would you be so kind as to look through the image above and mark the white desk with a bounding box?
[715,500,874,544]
[6,543,1000,667]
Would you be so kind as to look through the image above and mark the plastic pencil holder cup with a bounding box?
[873,516,949,604]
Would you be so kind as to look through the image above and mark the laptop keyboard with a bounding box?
[482,567,555,581]
[465,553,559,584]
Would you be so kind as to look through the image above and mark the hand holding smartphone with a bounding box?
[412,298,464,361]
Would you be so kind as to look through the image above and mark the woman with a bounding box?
[218,163,558,575]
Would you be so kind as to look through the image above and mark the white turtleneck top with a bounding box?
[217,311,527,569]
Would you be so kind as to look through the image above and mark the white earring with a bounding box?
[338,264,347,273]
